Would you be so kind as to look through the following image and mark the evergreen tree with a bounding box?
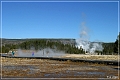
[114,32,120,54]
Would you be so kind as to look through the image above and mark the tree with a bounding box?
[1,39,86,54]
[114,32,120,54]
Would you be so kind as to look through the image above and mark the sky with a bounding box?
[1,1,119,42]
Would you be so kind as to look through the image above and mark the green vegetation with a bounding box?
[102,32,120,55]
[114,32,120,54]
[0,44,17,53]
[102,43,115,55]
[0,33,119,55]
[0,39,85,54]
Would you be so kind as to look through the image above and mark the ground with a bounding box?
[62,54,119,61]
[0,55,119,80]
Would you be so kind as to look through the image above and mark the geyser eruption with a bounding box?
[76,22,103,54]
[76,22,90,52]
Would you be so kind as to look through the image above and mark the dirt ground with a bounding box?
[0,56,119,80]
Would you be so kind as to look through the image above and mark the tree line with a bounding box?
[1,33,119,55]
[102,32,119,55]
[0,39,85,54]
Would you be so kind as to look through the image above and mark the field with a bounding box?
[62,54,119,61]
[0,54,119,80]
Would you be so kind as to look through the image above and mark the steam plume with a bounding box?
[76,18,103,54]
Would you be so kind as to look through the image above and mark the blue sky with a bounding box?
[1,1,119,42]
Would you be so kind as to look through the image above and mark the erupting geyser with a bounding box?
[76,22,103,54]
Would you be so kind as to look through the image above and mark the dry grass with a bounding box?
[62,54,119,61]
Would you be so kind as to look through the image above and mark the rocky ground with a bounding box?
[0,56,119,80]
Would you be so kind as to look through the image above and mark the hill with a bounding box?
[1,38,76,46]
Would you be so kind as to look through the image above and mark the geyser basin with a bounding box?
[2,57,119,78]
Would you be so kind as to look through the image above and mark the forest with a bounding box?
[1,39,85,54]
[0,33,119,55]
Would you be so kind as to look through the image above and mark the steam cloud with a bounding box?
[76,21,103,54]
[16,48,66,57]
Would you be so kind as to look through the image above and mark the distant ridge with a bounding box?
[1,38,76,46]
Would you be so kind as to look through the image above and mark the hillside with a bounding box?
[1,38,76,46]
